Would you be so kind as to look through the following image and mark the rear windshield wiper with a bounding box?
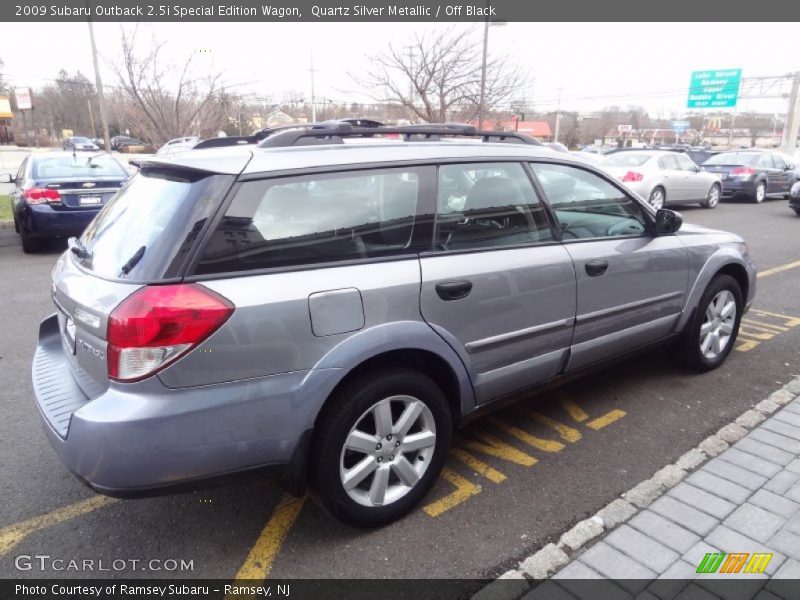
[68,237,92,260]
[119,245,146,276]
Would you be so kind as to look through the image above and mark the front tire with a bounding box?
[674,274,742,372]
[753,181,766,204]
[310,368,452,527]
[702,184,721,209]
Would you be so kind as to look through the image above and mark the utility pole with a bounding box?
[87,99,96,138]
[727,111,737,149]
[86,1,111,153]
[478,17,489,129]
[554,87,562,143]
[783,71,800,153]
[309,51,317,123]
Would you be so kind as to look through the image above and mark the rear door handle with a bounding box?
[585,260,609,277]
[435,281,473,301]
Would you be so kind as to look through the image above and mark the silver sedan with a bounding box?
[601,150,723,209]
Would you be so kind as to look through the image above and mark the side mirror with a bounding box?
[655,209,683,235]
[0,173,14,184]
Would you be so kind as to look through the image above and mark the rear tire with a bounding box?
[649,187,666,210]
[309,368,452,528]
[20,231,41,254]
[753,181,766,204]
[673,274,742,372]
[702,184,721,209]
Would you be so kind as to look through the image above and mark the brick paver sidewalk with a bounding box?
[548,394,800,596]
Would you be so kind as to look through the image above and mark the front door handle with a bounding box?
[435,281,473,301]
[585,260,609,277]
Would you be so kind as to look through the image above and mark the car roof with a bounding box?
[136,141,576,176]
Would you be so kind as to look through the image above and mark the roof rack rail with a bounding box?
[257,123,543,148]
[192,135,257,150]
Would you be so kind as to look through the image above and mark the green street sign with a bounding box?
[687,69,742,109]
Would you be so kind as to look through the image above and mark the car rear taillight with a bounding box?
[107,284,234,382]
[621,171,644,182]
[731,167,756,176]
[24,187,62,205]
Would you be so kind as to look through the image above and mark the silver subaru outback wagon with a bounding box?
[33,124,756,527]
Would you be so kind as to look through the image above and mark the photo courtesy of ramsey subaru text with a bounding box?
[32,123,756,527]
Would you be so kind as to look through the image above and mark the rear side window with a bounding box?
[78,170,232,280]
[33,155,128,179]
[194,167,424,275]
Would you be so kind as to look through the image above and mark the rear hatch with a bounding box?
[31,154,130,210]
[50,166,236,399]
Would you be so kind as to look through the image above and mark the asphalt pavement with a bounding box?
[0,197,798,582]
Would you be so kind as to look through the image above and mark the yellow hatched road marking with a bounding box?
[586,409,627,431]
[451,448,507,483]
[557,391,589,423]
[488,416,565,452]
[423,468,481,517]
[741,318,788,332]
[750,309,800,327]
[758,259,800,279]
[0,496,118,559]
[738,327,776,341]
[460,431,538,467]
[518,408,582,443]
[227,493,305,589]
[736,339,760,352]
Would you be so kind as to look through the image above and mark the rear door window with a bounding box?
[194,167,427,275]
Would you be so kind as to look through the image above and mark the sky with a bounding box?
[0,21,797,117]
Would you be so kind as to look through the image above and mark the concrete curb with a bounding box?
[471,376,800,598]
[0,220,14,230]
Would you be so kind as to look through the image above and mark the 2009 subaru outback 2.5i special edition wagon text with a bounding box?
[33,123,756,527]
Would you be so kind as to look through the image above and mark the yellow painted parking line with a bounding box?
[451,448,507,483]
[519,408,582,443]
[736,339,760,352]
[423,468,480,517]
[557,391,589,423]
[0,496,117,559]
[488,416,565,452]
[758,259,800,279]
[750,309,800,328]
[227,493,305,587]
[741,318,788,332]
[586,409,627,431]
[738,327,776,341]
[460,431,537,466]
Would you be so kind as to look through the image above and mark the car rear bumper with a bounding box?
[32,313,326,494]
[23,205,100,237]
[720,179,757,198]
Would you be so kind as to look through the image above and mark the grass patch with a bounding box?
[0,195,12,222]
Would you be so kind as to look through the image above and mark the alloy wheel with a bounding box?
[707,185,720,208]
[649,188,665,209]
[755,183,766,203]
[339,395,436,508]
[699,290,737,360]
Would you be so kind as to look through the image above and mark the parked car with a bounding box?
[1,152,129,253]
[156,136,201,156]
[32,124,755,527]
[701,151,794,203]
[790,181,800,216]
[601,150,722,209]
[110,135,154,152]
[63,136,99,152]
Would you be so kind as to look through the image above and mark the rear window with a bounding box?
[33,155,128,179]
[603,153,652,167]
[76,170,232,280]
[194,167,425,275]
[704,152,760,166]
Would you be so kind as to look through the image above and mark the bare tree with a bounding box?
[111,26,230,144]
[354,27,526,123]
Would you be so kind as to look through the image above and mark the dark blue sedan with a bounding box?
[2,152,130,253]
